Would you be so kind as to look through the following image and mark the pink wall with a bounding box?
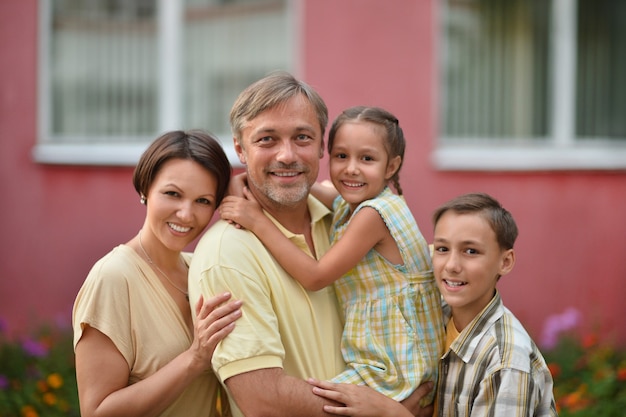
[303,0,626,345]
[0,0,143,334]
[1,0,625,349]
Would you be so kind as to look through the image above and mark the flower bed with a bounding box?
[0,320,79,417]
[1,311,625,416]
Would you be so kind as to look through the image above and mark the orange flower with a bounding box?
[617,366,626,381]
[42,392,57,406]
[582,333,598,349]
[47,373,63,389]
[36,380,48,393]
[20,405,39,417]
[560,384,592,412]
[547,362,561,379]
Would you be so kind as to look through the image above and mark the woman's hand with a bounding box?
[307,378,433,417]
[306,379,409,417]
[188,293,242,374]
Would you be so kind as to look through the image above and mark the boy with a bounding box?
[432,192,557,416]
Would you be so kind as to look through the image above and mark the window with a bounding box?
[436,0,626,170]
[35,0,293,165]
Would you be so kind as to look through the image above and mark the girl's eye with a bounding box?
[362,155,373,161]
[434,246,448,253]
[335,153,347,159]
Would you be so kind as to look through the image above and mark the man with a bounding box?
[188,72,432,417]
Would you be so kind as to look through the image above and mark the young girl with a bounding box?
[220,106,444,402]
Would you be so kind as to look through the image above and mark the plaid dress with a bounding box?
[331,187,445,401]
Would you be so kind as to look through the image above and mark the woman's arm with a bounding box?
[75,293,242,417]
[306,378,434,417]
[219,190,389,291]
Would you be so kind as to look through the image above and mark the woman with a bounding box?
[73,130,241,417]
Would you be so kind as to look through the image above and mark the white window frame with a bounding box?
[434,0,626,171]
[34,0,296,167]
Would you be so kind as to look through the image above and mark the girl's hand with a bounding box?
[188,293,242,373]
[227,172,248,198]
[219,187,263,230]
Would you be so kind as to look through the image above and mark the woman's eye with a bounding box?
[197,198,212,205]
[164,191,179,197]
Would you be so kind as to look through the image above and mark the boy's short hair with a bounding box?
[432,192,519,250]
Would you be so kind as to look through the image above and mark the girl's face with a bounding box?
[144,158,218,254]
[329,121,400,210]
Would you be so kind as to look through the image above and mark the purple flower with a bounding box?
[0,374,9,390]
[21,338,49,358]
[0,317,7,334]
[541,307,581,349]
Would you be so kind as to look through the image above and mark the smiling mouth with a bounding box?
[341,181,364,188]
[168,223,190,233]
[444,279,467,287]
[273,171,299,177]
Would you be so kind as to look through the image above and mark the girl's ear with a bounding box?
[385,155,402,180]
[499,249,516,277]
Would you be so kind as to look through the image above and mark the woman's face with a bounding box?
[144,158,218,253]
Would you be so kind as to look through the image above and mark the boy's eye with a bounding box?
[464,248,478,255]
[362,155,373,161]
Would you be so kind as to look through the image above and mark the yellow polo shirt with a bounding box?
[189,195,344,417]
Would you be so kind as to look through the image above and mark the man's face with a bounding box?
[234,94,323,209]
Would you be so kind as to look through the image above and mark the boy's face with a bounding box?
[432,210,515,329]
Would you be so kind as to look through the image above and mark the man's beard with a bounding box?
[248,163,312,208]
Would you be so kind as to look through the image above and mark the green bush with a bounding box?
[543,333,626,416]
[0,321,79,417]
[1,315,625,417]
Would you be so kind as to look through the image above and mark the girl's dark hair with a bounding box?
[133,130,232,206]
[328,106,405,194]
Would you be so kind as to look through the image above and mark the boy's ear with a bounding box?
[499,249,516,277]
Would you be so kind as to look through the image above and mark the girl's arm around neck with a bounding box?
[221,191,389,291]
